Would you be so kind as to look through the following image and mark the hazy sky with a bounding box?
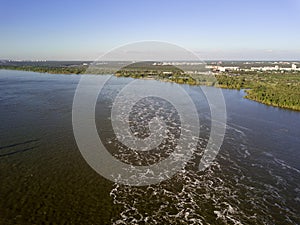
[1,0,300,60]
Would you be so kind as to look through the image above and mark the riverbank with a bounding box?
[216,73,300,111]
[1,66,299,111]
[0,65,88,74]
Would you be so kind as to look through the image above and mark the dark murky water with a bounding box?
[0,70,299,224]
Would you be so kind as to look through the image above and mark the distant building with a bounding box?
[250,64,300,72]
[205,65,240,72]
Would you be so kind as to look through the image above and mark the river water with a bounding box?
[0,70,299,224]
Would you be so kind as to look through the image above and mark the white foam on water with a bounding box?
[106,96,299,224]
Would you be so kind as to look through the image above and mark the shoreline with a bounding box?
[1,68,299,112]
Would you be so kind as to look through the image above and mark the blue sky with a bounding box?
[1,0,300,60]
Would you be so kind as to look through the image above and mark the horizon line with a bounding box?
[2,59,300,62]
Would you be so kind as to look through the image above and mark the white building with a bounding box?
[250,64,300,72]
[205,65,240,72]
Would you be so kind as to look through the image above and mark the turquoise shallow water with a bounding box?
[0,69,299,224]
